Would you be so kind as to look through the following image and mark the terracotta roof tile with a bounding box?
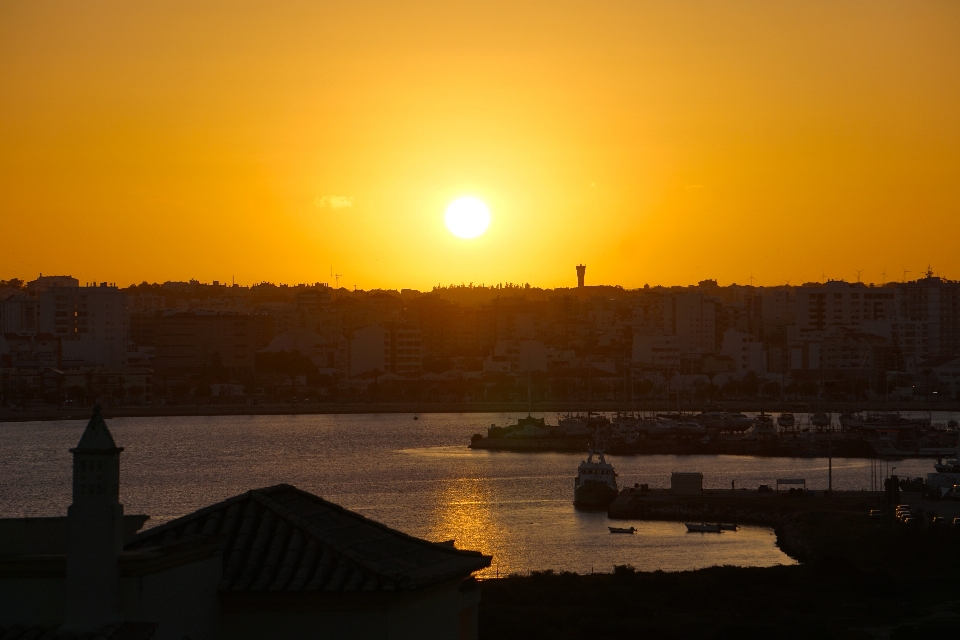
[127,484,490,592]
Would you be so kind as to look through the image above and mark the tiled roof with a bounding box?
[127,484,490,592]
[0,622,156,640]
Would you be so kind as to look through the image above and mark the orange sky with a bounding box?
[2,1,958,289]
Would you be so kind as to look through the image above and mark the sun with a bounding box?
[445,197,490,239]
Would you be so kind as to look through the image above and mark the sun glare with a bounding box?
[444,197,490,239]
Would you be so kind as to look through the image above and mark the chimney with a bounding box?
[64,405,124,629]
[576,264,586,288]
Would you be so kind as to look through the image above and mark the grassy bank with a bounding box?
[479,563,960,640]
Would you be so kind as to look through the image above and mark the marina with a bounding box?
[470,409,958,459]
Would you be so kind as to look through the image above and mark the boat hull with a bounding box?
[685,523,721,533]
[574,482,618,509]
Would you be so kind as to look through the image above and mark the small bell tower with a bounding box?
[64,405,124,629]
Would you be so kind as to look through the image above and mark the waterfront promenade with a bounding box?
[2,399,958,423]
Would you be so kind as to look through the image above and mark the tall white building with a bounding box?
[632,330,681,368]
[0,293,39,335]
[39,283,129,367]
[795,281,895,332]
[720,328,765,374]
[668,292,716,354]
[349,323,422,376]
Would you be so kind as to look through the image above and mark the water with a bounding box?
[0,412,942,577]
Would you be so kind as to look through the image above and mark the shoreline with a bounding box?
[2,400,958,423]
[469,435,921,459]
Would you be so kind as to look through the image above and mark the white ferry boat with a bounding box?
[574,445,618,508]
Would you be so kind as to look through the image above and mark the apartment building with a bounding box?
[154,312,269,374]
[349,322,422,376]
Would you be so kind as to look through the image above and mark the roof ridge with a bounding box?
[129,490,253,545]
[257,484,486,559]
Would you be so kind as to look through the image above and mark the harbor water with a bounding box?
[0,412,944,577]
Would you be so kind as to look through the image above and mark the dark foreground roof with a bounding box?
[127,484,490,593]
[0,622,156,640]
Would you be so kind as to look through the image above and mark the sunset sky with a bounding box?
[1,1,958,289]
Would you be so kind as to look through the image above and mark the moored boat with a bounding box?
[928,439,960,494]
[608,526,637,534]
[574,444,618,508]
[777,412,795,429]
[811,412,831,428]
[685,522,721,533]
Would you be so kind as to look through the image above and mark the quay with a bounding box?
[469,435,879,458]
[609,486,960,572]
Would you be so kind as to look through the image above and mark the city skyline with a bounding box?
[1,263,956,292]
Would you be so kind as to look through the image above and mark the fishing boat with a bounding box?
[718,523,739,531]
[608,526,637,534]
[685,522,721,533]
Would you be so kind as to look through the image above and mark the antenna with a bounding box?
[902,267,911,283]
[880,266,887,286]
[821,269,827,284]
[330,267,343,290]
[854,268,864,283]
[749,271,754,286]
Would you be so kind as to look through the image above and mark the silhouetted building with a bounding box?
[576,264,586,288]
[0,407,491,640]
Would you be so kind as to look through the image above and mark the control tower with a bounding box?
[576,264,586,288]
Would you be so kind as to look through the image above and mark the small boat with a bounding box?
[685,522,722,533]
[811,412,831,428]
[777,413,795,429]
[718,523,739,531]
[608,526,637,534]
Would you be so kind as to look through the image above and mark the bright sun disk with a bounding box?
[445,197,490,239]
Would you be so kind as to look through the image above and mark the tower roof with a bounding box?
[72,405,122,453]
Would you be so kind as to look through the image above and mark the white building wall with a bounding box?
[39,284,129,366]
[0,294,40,335]
[632,332,680,368]
[672,292,715,353]
[349,325,387,376]
[720,328,764,374]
